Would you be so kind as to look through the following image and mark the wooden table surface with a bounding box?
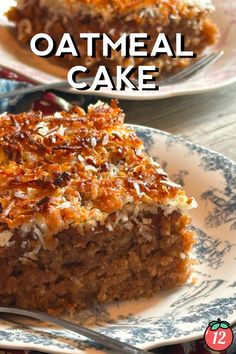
[120,83,236,162]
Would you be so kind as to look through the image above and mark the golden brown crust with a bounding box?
[0,101,194,236]
[9,0,213,21]
[42,0,199,16]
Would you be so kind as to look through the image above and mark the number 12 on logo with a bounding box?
[204,318,234,352]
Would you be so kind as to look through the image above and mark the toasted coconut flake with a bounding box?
[0,101,196,238]
[91,137,97,148]
[0,230,14,247]
[54,112,63,118]
[102,134,109,146]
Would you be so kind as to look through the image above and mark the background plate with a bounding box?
[0,126,235,354]
[0,0,236,100]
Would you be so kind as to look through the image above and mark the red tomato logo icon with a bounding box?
[204,318,234,352]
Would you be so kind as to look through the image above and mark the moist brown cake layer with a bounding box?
[0,209,193,313]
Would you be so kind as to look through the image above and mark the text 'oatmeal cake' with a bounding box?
[7,0,218,78]
[0,101,197,313]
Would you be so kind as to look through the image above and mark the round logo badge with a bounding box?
[204,318,234,352]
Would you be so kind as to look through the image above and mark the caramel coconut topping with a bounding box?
[0,101,196,236]
[37,0,214,18]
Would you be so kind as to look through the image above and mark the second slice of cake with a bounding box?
[0,101,196,313]
[7,0,218,79]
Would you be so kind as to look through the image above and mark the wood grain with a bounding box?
[120,83,236,161]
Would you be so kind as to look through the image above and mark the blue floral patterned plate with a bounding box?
[0,126,235,354]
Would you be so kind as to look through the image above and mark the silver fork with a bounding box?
[0,306,150,354]
[0,51,223,101]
